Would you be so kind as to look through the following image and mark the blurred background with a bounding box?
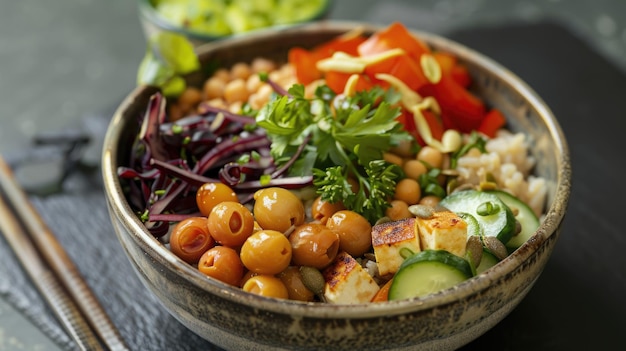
[1,0,625,349]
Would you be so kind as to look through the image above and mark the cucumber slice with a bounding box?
[389,250,472,300]
[457,212,481,238]
[440,190,516,244]
[487,190,540,250]
[475,250,499,274]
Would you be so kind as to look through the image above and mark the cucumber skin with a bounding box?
[389,250,472,300]
[476,250,499,274]
[486,190,540,249]
[399,250,473,277]
[440,190,516,244]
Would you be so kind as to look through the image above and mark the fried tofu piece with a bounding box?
[371,218,420,276]
[415,211,467,257]
[323,251,380,304]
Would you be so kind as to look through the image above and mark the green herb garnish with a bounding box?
[256,84,410,223]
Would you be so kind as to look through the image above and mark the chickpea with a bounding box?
[230,62,252,80]
[403,159,428,180]
[207,201,255,247]
[168,103,184,122]
[394,178,422,205]
[277,266,315,302]
[419,195,441,208]
[177,87,203,113]
[240,230,292,275]
[253,187,305,233]
[311,196,345,225]
[196,182,238,217]
[390,139,415,158]
[203,77,225,100]
[382,152,404,167]
[212,68,230,83]
[251,57,276,74]
[326,210,372,257]
[417,146,444,169]
[386,200,412,221]
[246,74,263,94]
[223,78,249,104]
[242,275,289,299]
[169,217,215,264]
[198,246,244,286]
[289,223,340,269]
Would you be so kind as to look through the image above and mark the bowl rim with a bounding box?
[137,0,334,42]
[102,20,571,319]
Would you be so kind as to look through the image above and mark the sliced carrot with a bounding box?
[371,279,394,302]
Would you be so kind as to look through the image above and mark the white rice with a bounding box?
[456,130,547,217]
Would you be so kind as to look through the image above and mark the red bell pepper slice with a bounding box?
[315,32,368,58]
[358,22,431,62]
[419,74,486,133]
[325,71,374,94]
[433,51,471,88]
[478,108,507,138]
[397,108,444,146]
[364,53,428,91]
[288,47,323,85]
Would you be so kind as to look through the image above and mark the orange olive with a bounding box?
[196,182,238,217]
[198,246,244,286]
[326,210,372,257]
[289,223,340,269]
[169,217,215,264]
[253,187,305,233]
[277,266,315,302]
[207,201,254,247]
[240,230,292,275]
[242,274,289,299]
[311,196,345,225]
[239,270,259,288]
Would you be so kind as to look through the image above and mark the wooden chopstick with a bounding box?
[0,155,129,351]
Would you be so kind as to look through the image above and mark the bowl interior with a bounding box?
[103,21,571,318]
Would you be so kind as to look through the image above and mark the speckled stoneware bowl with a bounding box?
[102,21,571,351]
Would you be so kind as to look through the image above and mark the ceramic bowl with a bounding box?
[138,0,333,46]
[102,21,571,351]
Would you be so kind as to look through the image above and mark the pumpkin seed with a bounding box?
[299,266,325,296]
[408,204,435,219]
[483,236,508,260]
[466,235,483,268]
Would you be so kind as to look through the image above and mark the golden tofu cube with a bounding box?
[371,218,421,276]
[323,251,380,304]
[415,211,467,257]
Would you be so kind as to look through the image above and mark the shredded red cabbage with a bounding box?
[118,90,313,237]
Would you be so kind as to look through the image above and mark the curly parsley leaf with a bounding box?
[256,83,411,223]
[314,160,404,223]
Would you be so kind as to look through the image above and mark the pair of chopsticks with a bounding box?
[0,155,129,351]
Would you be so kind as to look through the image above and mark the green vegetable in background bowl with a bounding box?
[140,0,332,40]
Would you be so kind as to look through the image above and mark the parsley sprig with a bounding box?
[255,84,410,223]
